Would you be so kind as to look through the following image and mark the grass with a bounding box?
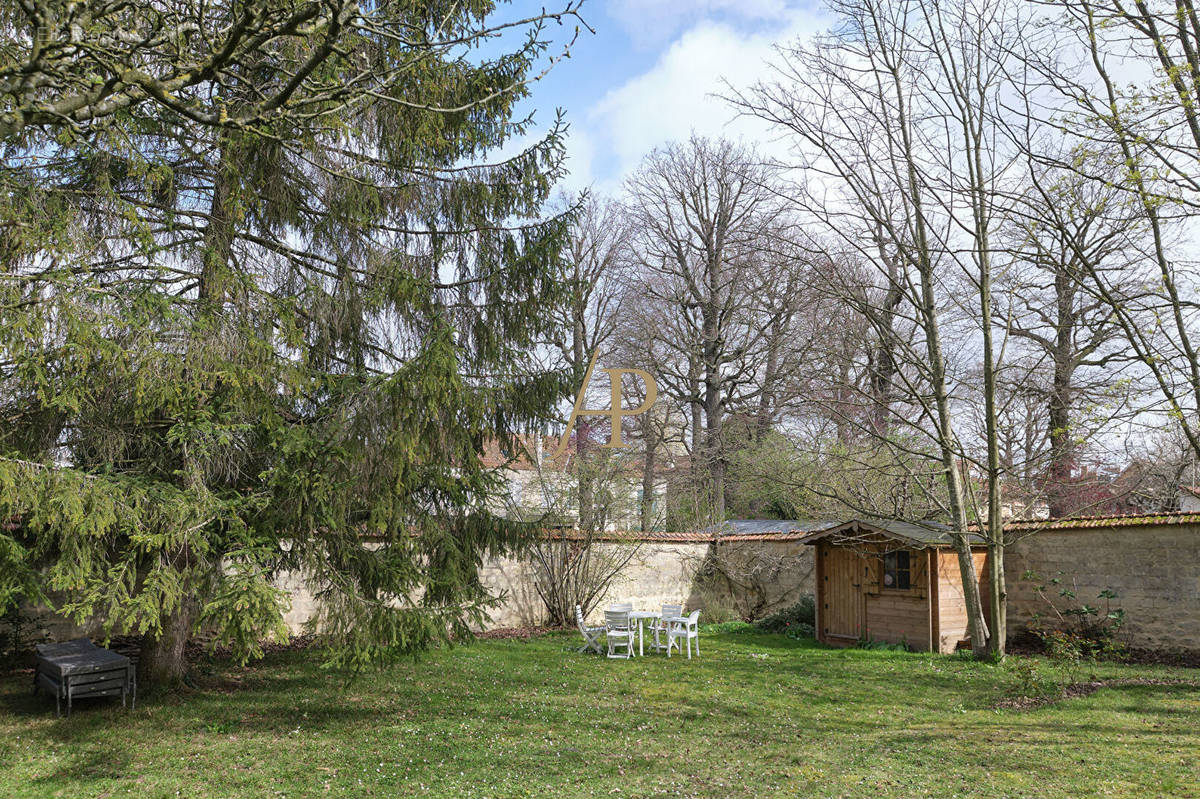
[1,630,1198,798]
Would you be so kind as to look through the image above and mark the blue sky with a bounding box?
[503,0,831,195]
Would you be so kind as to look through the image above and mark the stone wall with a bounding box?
[265,538,817,632]
[20,523,1200,655]
[411,539,814,629]
[1004,524,1200,652]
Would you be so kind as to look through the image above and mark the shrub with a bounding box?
[783,622,815,640]
[0,605,35,666]
[1005,656,1058,700]
[855,637,912,652]
[754,596,815,634]
[1022,570,1128,663]
[703,621,755,634]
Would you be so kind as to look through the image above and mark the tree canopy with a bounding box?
[0,0,582,682]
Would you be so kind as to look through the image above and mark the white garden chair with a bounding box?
[576,605,604,654]
[666,609,701,659]
[604,609,635,659]
[652,603,682,652]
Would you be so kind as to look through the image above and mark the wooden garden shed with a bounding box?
[799,519,990,654]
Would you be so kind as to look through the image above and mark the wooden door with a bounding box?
[822,546,864,640]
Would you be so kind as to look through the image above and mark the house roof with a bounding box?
[1000,510,1200,533]
[798,518,987,549]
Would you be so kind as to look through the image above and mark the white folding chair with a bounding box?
[652,603,682,652]
[576,605,604,654]
[604,610,635,659]
[666,610,701,659]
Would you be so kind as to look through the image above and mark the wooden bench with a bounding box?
[34,639,136,717]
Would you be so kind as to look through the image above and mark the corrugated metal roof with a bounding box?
[697,519,840,538]
[544,520,838,544]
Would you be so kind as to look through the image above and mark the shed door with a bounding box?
[823,546,864,640]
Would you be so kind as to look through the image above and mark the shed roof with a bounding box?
[798,518,986,549]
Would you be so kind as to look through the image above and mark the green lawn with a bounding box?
[1,631,1198,798]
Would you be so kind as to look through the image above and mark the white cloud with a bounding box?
[606,0,799,49]
[583,11,826,192]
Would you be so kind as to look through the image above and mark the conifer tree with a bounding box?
[0,1,582,684]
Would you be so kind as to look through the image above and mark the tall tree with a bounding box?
[0,1,580,684]
[1025,0,1200,466]
[551,193,628,533]
[733,0,1040,656]
[622,136,785,524]
[1001,160,1139,516]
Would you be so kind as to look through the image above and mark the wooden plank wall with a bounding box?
[862,551,930,649]
[934,549,989,654]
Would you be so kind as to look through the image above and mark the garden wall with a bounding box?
[476,539,816,628]
[17,537,817,643]
[27,518,1198,652]
[1004,521,1200,653]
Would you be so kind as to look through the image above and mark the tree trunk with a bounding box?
[139,602,195,688]
[756,320,782,440]
[704,376,725,523]
[143,135,235,688]
[1047,270,1076,518]
[869,236,903,437]
[890,62,990,655]
[988,540,1006,657]
[641,437,657,532]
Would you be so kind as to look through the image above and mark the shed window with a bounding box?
[883,551,911,590]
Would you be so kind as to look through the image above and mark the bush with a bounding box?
[856,637,912,652]
[754,596,815,634]
[703,620,755,634]
[1023,571,1128,664]
[0,605,35,666]
[783,622,815,640]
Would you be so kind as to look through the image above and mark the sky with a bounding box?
[503,0,831,197]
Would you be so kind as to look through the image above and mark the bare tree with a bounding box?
[621,136,788,524]
[731,0,1047,656]
[1026,0,1200,463]
[528,530,643,627]
[999,160,1142,516]
[551,193,630,533]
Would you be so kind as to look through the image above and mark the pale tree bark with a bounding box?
[729,0,1043,657]
[1030,0,1200,462]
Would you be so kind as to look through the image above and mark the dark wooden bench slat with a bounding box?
[68,669,130,687]
[69,678,128,696]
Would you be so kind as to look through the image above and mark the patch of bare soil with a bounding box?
[1006,631,1200,669]
[995,677,1200,711]
[474,626,562,640]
